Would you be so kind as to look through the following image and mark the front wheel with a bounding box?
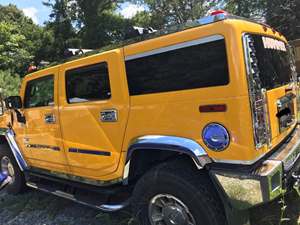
[0,144,26,194]
[132,161,227,225]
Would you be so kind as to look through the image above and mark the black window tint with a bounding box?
[24,75,54,108]
[125,38,229,95]
[66,63,111,103]
[250,34,293,90]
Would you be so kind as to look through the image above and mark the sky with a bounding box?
[0,0,145,25]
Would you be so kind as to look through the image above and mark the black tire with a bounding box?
[0,144,26,194]
[132,160,227,225]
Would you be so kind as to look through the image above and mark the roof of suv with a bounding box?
[27,13,276,75]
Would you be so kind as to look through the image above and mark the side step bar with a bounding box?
[26,181,130,212]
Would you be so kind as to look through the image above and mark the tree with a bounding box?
[131,0,217,29]
[266,0,300,40]
[224,0,300,40]
[43,0,80,60]
[0,70,21,97]
[224,0,266,20]
[0,4,46,75]
[75,0,127,48]
[0,22,32,75]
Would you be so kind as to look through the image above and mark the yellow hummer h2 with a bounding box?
[0,11,299,225]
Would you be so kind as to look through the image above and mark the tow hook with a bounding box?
[292,172,300,197]
[0,172,12,191]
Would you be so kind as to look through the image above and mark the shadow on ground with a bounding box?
[0,190,299,225]
[250,191,300,225]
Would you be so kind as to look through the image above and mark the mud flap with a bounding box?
[0,172,11,191]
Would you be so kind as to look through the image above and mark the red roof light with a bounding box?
[28,65,37,73]
[210,10,228,16]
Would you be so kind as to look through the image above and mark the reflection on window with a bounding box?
[125,39,229,96]
[24,76,54,108]
[66,63,111,104]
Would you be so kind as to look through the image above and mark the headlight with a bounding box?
[202,123,230,151]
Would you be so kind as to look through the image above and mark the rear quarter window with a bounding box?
[125,36,229,96]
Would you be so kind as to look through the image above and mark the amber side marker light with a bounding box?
[199,104,227,113]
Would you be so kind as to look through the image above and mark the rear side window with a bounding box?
[125,36,229,95]
[24,75,54,108]
[66,63,111,104]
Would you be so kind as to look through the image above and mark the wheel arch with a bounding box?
[123,135,212,184]
[0,128,28,171]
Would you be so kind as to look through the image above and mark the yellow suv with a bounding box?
[0,11,299,225]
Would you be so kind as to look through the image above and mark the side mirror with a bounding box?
[5,96,22,109]
[4,96,25,124]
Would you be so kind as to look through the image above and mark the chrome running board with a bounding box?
[26,181,129,212]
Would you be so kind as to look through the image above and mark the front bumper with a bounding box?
[210,125,300,210]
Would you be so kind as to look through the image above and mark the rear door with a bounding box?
[59,49,129,180]
[23,68,69,173]
[247,34,297,147]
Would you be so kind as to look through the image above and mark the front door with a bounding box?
[59,50,129,180]
[23,68,69,173]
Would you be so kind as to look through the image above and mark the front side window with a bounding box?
[66,63,111,104]
[125,36,229,96]
[24,75,54,108]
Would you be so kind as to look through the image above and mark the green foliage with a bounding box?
[131,0,217,29]
[0,4,47,75]
[266,0,300,40]
[224,0,267,20]
[0,70,21,97]
[223,0,300,40]
[0,22,32,75]
[74,0,126,48]
[43,0,80,60]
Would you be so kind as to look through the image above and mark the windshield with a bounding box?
[249,34,294,90]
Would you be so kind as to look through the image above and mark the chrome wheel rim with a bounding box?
[1,156,15,183]
[148,194,196,225]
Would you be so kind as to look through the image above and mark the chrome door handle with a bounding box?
[100,109,118,122]
[44,114,56,124]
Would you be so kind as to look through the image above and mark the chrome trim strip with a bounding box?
[122,160,130,184]
[5,129,28,171]
[213,155,266,165]
[27,144,60,151]
[126,135,211,169]
[125,35,224,61]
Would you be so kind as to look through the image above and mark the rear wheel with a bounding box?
[0,144,26,194]
[132,161,227,225]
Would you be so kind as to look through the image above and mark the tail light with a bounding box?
[243,34,271,149]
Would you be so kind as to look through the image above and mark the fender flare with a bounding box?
[123,135,212,182]
[0,128,28,171]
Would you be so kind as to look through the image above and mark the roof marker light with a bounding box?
[210,10,228,16]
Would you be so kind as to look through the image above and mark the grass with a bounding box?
[0,189,299,225]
